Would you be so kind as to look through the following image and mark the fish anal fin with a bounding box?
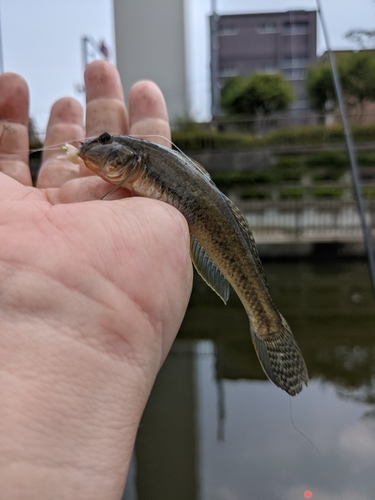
[190,235,230,304]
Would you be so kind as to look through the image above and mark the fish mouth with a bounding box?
[78,141,106,174]
[77,150,101,176]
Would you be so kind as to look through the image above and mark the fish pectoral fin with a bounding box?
[250,313,308,396]
[190,235,230,304]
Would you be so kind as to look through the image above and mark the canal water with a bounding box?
[123,261,375,500]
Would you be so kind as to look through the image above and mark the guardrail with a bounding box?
[237,199,375,244]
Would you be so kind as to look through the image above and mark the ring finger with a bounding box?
[38,60,129,188]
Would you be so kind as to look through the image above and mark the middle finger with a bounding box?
[80,60,129,177]
[85,60,129,139]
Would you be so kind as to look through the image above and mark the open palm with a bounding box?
[0,62,192,498]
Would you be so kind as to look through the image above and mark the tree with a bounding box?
[306,51,375,118]
[221,72,294,116]
[345,29,375,49]
[340,51,375,116]
[305,61,335,112]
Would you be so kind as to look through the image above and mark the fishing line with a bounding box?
[29,136,95,155]
[30,134,182,157]
[289,395,321,456]
[29,142,76,154]
[133,134,201,171]
[135,133,188,156]
[289,396,345,500]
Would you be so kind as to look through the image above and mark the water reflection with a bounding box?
[124,262,375,500]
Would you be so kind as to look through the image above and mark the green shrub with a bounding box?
[363,186,375,199]
[277,167,303,182]
[246,171,273,184]
[274,156,301,168]
[357,151,375,166]
[352,123,375,142]
[311,187,344,198]
[305,151,348,168]
[240,188,271,200]
[311,169,346,181]
[172,131,254,151]
[280,188,305,199]
[172,124,375,152]
[211,171,253,187]
[211,170,273,187]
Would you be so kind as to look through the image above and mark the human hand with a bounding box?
[0,61,192,499]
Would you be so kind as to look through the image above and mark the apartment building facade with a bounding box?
[211,10,317,115]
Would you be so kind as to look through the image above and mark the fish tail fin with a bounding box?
[250,314,308,396]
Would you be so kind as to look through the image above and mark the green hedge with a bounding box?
[357,152,375,166]
[311,187,345,198]
[240,188,271,200]
[172,123,375,151]
[280,188,305,199]
[363,187,375,199]
[311,169,344,181]
[274,156,301,168]
[172,131,255,151]
[211,170,274,187]
[304,151,349,169]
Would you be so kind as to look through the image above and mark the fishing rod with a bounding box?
[317,0,375,298]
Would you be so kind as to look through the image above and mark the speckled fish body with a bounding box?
[78,132,308,396]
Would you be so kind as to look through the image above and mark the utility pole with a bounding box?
[210,0,220,118]
[82,36,109,68]
[77,36,110,95]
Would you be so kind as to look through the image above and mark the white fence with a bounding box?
[238,199,375,244]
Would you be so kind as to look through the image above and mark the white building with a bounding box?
[113,0,189,124]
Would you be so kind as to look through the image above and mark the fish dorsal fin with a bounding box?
[222,194,268,287]
[189,158,212,179]
[190,235,230,304]
[173,150,216,186]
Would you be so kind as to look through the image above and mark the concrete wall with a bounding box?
[113,0,188,124]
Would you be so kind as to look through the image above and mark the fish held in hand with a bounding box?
[74,132,308,396]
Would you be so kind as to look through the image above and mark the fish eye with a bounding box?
[98,132,113,145]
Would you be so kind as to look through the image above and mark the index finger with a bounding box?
[36,97,85,189]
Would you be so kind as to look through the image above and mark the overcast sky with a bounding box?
[1,0,375,134]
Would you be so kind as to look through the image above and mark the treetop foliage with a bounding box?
[306,51,375,113]
[221,72,294,116]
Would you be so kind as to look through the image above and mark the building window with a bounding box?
[263,66,278,73]
[218,25,239,36]
[282,57,307,68]
[283,21,308,34]
[219,66,239,77]
[283,68,306,80]
[256,22,278,34]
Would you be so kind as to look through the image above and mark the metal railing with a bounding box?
[238,199,375,244]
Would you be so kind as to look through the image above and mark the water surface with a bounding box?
[124,261,375,500]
